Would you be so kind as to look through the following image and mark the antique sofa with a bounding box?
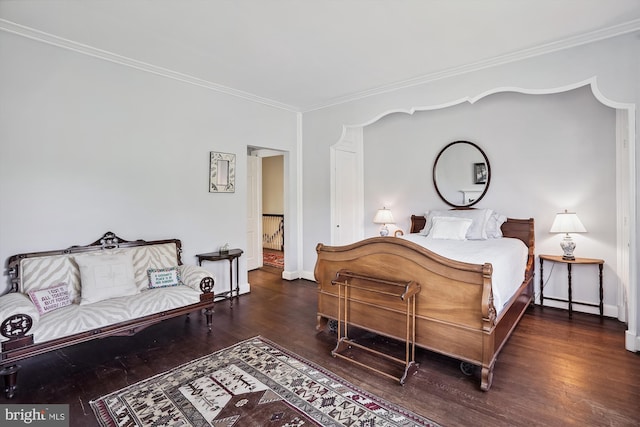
[0,231,215,398]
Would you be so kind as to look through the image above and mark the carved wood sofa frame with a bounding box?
[0,231,215,398]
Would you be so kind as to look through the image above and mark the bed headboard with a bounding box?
[409,215,427,234]
[409,214,535,250]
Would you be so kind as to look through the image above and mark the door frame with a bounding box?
[248,147,288,271]
[246,154,263,270]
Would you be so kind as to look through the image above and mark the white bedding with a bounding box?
[401,234,528,313]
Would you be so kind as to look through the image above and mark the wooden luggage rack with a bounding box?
[330,270,421,384]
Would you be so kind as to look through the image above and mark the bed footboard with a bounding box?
[315,217,534,390]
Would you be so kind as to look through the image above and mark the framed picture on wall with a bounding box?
[210,152,236,193]
[474,162,487,184]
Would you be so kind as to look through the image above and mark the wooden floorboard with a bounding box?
[2,268,639,426]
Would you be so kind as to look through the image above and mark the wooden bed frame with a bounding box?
[315,214,535,390]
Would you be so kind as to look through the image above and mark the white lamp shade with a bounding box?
[549,210,587,234]
[373,208,394,225]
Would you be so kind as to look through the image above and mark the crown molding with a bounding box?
[301,18,640,112]
[2,17,639,114]
[0,19,299,113]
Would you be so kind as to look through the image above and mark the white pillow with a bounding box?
[28,283,72,315]
[148,267,181,289]
[420,209,492,240]
[486,211,508,238]
[76,253,138,305]
[428,216,473,240]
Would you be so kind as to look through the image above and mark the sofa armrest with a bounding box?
[0,293,40,324]
[0,293,38,345]
[178,265,215,293]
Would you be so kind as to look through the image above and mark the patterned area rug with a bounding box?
[263,250,284,268]
[91,337,440,426]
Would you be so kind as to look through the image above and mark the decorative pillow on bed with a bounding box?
[147,267,181,289]
[428,216,473,240]
[421,209,492,240]
[75,252,138,305]
[486,211,508,238]
[28,283,72,315]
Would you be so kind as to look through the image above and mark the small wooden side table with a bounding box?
[196,249,243,307]
[539,254,604,319]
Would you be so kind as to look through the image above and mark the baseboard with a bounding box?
[300,270,315,281]
[281,270,298,281]
[236,282,250,295]
[539,299,618,318]
[625,330,640,352]
[279,270,316,282]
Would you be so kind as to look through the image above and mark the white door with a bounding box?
[246,155,263,270]
[332,148,360,245]
[331,127,364,246]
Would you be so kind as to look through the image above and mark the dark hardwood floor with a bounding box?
[2,267,639,426]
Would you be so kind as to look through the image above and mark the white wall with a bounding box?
[0,29,299,295]
[363,87,616,314]
[262,155,284,214]
[1,18,638,347]
[301,33,638,346]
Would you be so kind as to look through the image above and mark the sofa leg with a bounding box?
[0,365,20,399]
[205,308,213,332]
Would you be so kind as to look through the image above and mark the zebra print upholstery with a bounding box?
[0,232,216,399]
[4,243,213,344]
[19,242,180,302]
[26,286,202,344]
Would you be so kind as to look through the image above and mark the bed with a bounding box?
[314,211,535,390]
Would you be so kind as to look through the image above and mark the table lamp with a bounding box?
[549,209,587,260]
[373,208,394,236]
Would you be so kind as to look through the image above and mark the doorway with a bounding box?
[247,148,286,272]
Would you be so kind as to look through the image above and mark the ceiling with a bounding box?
[2,0,640,111]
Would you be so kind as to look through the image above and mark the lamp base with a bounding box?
[560,234,576,261]
[379,224,389,237]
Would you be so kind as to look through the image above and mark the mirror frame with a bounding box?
[432,140,491,208]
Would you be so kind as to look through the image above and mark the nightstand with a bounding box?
[539,254,604,319]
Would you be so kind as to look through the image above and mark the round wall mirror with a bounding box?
[432,140,491,207]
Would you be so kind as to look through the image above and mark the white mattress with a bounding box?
[401,234,528,313]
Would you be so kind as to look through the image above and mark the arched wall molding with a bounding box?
[337,77,630,134]
[330,77,638,351]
